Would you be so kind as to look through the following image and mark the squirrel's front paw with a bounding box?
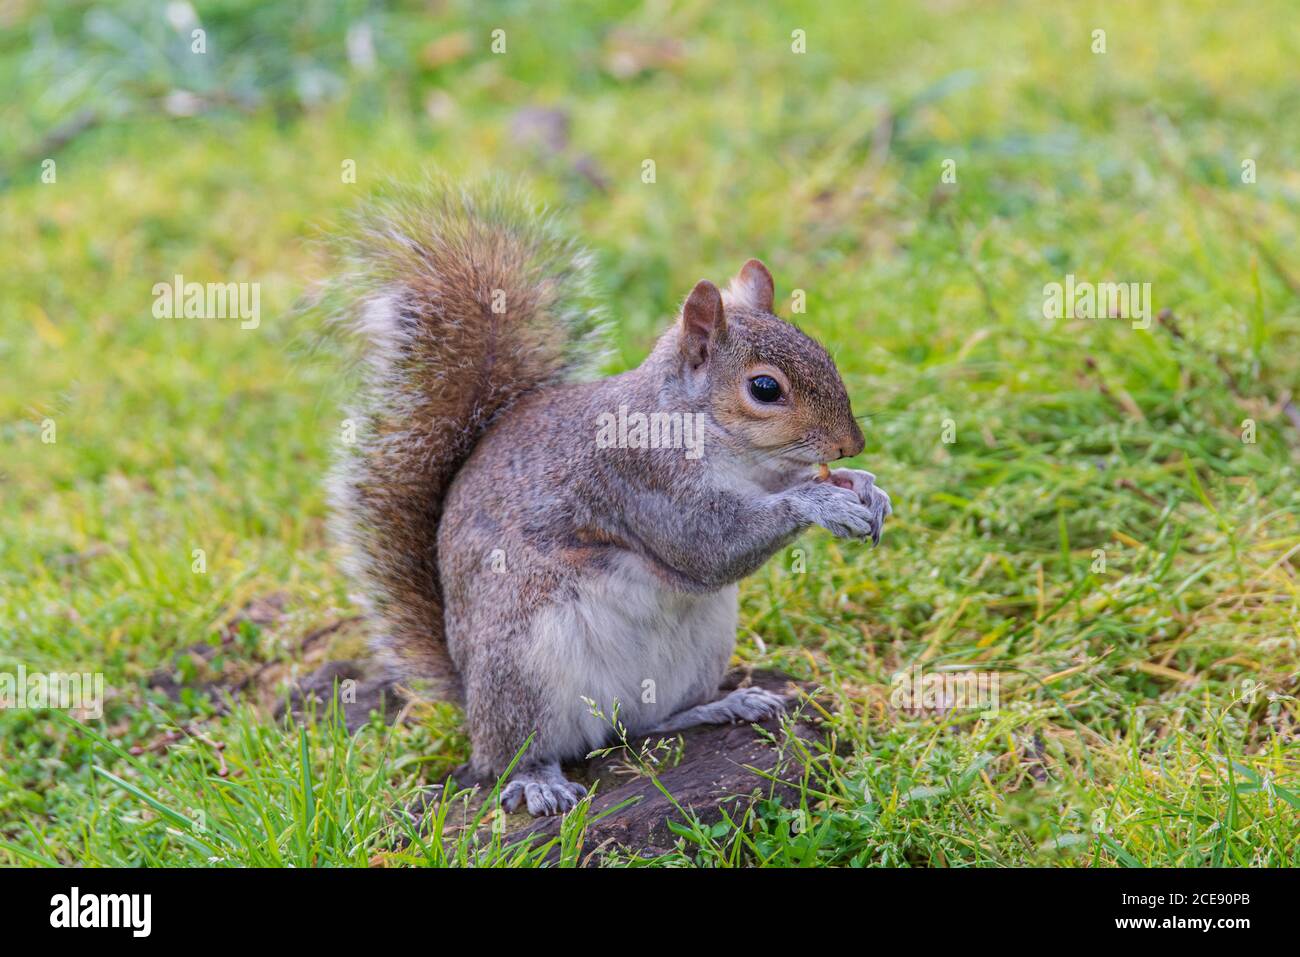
[825,468,891,545]
[793,474,890,544]
[500,764,588,817]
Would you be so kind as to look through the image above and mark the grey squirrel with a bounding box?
[329,181,890,816]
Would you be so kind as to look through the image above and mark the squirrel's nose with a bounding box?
[837,425,865,459]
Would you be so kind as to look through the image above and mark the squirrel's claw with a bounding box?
[869,485,892,547]
[500,765,588,817]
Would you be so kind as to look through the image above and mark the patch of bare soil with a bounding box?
[404,669,827,865]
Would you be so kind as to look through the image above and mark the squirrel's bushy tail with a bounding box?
[328,180,605,699]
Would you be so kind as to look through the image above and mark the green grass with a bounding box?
[2,0,1298,867]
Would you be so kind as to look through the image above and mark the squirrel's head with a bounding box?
[672,259,865,474]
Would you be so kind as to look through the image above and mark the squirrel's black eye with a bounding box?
[748,374,782,403]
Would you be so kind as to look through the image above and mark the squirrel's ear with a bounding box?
[727,259,775,313]
[680,279,726,367]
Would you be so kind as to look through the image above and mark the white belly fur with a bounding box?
[527,553,738,759]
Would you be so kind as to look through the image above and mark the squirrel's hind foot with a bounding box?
[699,685,787,724]
[650,686,787,734]
[500,763,588,817]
